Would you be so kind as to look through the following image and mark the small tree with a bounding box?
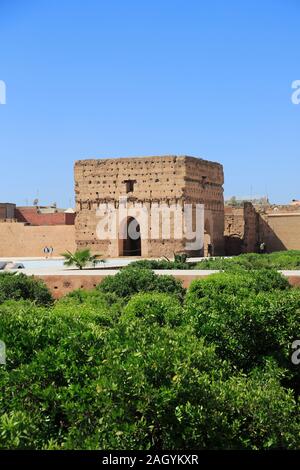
[227,196,239,207]
[62,249,102,270]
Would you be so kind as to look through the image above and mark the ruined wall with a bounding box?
[225,203,300,254]
[224,203,259,255]
[183,158,224,255]
[259,212,300,251]
[0,222,76,257]
[75,155,225,258]
[243,203,260,252]
[224,206,244,255]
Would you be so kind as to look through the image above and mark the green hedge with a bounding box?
[196,250,300,271]
[129,259,195,270]
[123,292,183,327]
[0,273,53,306]
[97,267,186,302]
[1,269,300,450]
[185,269,290,303]
[185,271,300,372]
[0,300,299,450]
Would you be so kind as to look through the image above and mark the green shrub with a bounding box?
[1,302,299,450]
[60,288,122,308]
[123,292,183,327]
[1,266,300,450]
[129,258,195,270]
[196,250,300,271]
[174,362,300,450]
[154,273,186,302]
[185,273,300,371]
[185,270,289,307]
[97,267,185,302]
[0,273,53,306]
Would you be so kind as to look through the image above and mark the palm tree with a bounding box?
[62,249,103,270]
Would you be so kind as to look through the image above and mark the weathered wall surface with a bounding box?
[225,203,300,254]
[0,222,76,257]
[243,203,260,252]
[75,155,225,258]
[259,213,300,251]
[35,271,217,298]
[36,271,300,299]
[224,203,259,255]
[224,206,244,255]
[184,158,224,255]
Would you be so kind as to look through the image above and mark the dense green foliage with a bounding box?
[124,292,183,327]
[130,253,194,270]
[1,266,300,450]
[185,269,290,300]
[196,250,300,271]
[185,271,300,373]
[127,250,300,271]
[98,266,186,302]
[0,273,53,306]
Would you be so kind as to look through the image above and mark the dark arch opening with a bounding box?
[120,216,141,256]
[204,219,212,257]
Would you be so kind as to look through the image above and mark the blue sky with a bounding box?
[0,0,299,207]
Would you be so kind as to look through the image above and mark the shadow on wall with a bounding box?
[224,235,243,256]
[224,203,288,255]
[258,216,286,253]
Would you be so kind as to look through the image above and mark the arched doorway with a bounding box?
[119,216,141,256]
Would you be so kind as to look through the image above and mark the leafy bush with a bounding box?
[98,267,185,302]
[185,270,289,305]
[123,292,183,327]
[175,362,300,450]
[129,258,196,270]
[60,288,122,308]
[1,266,300,450]
[0,301,299,450]
[185,272,300,371]
[196,250,300,271]
[0,273,53,306]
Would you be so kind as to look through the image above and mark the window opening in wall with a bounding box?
[123,179,136,193]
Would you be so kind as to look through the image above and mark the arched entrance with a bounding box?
[119,216,141,256]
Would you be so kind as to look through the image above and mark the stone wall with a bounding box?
[75,155,225,258]
[34,271,220,299]
[224,203,259,255]
[36,271,300,299]
[184,158,224,255]
[0,222,76,257]
[259,212,300,251]
[225,203,300,254]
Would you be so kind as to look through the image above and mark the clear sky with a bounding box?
[0,0,299,207]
